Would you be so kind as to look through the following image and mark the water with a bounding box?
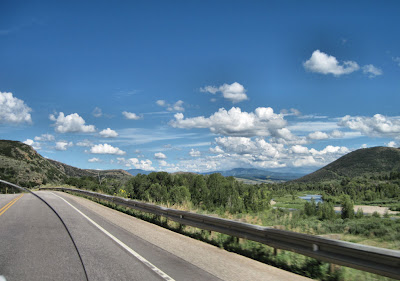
[298,194,323,203]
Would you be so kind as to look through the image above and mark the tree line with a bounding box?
[66,172,272,214]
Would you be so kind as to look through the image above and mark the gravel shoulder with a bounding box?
[58,191,311,281]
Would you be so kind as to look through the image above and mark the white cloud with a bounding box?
[49,112,96,133]
[386,141,397,148]
[154,152,167,159]
[122,111,142,120]
[168,100,184,112]
[330,130,344,138]
[158,160,168,167]
[90,144,126,155]
[280,108,301,116]
[293,156,317,167]
[189,148,201,157]
[308,131,329,140]
[291,145,309,154]
[156,100,185,112]
[200,86,219,94]
[34,134,55,142]
[214,137,281,158]
[288,121,339,132]
[309,145,349,156]
[76,139,93,147]
[362,64,383,78]
[99,128,118,138]
[156,100,166,106]
[201,82,248,103]
[170,107,287,137]
[92,107,102,117]
[303,50,359,76]
[88,157,101,163]
[339,114,400,138]
[0,92,32,124]
[117,157,155,170]
[55,141,73,151]
[23,139,41,150]
[392,57,400,67]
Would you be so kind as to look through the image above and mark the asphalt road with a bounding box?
[0,191,310,281]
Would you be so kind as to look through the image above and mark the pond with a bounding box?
[298,194,323,203]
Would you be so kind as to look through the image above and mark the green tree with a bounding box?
[341,195,354,219]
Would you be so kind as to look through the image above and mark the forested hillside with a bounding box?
[295,147,400,183]
[0,140,130,186]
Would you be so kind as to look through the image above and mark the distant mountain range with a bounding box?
[201,168,305,181]
[295,146,400,183]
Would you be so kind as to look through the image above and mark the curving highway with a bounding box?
[0,191,310,281]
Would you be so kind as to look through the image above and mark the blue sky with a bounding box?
[1,0,400,173]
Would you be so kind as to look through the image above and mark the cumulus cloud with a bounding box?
[189,148,201,157]
[291,145,309,154]
[293,156,317,167]
[158,160,168,167]
[386,141,397,148]
[99,128,118,138]
[362,64,383,78]
[90,144,126,155]
[170,107,287,137]
[76,139,93,147]
[330,130,344,138]
[392,57,400,67]
[308,131,329,140]
[23,139,41,150]
[309,145,349,156]
[92,107,103,117]
[168,100,184,112]
[156,100,166,106]
[55,141,73,151]
[303,50,359,76]
[34,134,55,142]
[339,114,400,138]
[122,111,142,120]
[201,82,248,103]
[50,112,96,133]
[88,157,101,163]
[280,108,301,116]
[154,152,167,159]
[117,157,155,170]
[0,92,32,124]
[156,100,185,112]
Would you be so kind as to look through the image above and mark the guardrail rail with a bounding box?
[14,183,400,279]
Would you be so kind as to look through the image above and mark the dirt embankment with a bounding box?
[334,205,399,215]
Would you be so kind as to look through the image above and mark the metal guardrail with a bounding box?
[29,186,400,279]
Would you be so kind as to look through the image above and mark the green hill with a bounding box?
[295,146,400,183]
[0,140,131,187]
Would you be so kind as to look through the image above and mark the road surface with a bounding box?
[0,191,310,281]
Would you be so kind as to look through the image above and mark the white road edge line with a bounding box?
[51,192,175,281]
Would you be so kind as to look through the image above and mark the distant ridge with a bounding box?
[0,140,131,187]
[126,169,153,176]
[202,168,304,182]
[295,146,400,183]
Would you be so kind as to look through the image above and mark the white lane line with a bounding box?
[51,192,175,281]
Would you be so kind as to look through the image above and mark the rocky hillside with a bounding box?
[295,146,400,183]
[0,140,131,187]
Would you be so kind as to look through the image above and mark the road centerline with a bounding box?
[0,194,24,217]
[51,192,175,281]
